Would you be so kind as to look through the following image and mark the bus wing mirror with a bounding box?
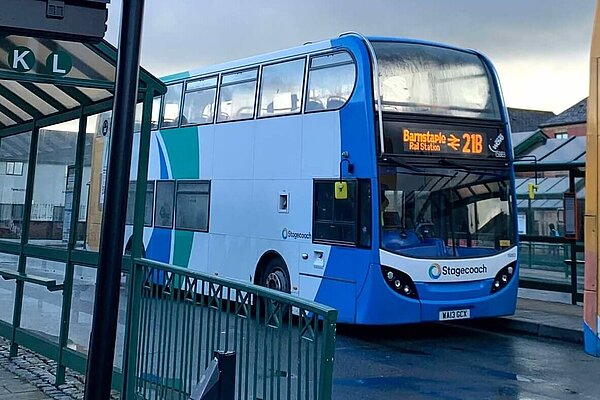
[334,182,348,200]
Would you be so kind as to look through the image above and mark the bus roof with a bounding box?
[160,34,486,84]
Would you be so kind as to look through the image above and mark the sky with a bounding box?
[104,0,596,115]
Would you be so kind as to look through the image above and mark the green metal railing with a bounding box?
[518,235,584,304]
[123,259,337,400]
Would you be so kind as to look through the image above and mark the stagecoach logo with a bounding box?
[429,263,488,280]
[489,133,506,158]
[281,228,312,240]
[428,263,442,279]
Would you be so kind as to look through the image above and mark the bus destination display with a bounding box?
[382,121,507,158]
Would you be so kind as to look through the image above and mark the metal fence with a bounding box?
[123,258,337,400]
[518,235,584,304]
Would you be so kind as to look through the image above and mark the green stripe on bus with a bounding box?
[160,126,199,179]
[173,230,194,268]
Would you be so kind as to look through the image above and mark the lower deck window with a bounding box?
[175,181,210,231]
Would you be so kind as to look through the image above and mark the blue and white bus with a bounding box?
[125,33,518,324]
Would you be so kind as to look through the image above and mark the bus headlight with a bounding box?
[491,262,517,293]
[381,266,419,299]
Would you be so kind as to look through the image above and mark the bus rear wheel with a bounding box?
[261,258,291,293]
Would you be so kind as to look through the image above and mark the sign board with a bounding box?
[517,214,527,234]
[62,164,76,242]
[383,121,507,159]
[563,192,578,239]
[0,0,110,43]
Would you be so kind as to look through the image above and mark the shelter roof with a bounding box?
[0,34,165,137]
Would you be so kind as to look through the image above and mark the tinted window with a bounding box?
[306,52,356,112]
[259,59,305,117]
[175,181,210,231]
[313,180,357,245]
[161,83,183,128]
[182,76,218,125]
[154,181,175,228]
[125,181,155,226]
[217,69,258,122]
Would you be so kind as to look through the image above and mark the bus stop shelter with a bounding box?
[0,33,165,388]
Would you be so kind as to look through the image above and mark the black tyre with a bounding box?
[261,257,291,293]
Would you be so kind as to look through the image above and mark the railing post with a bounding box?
[318,311,337,400]
[122,260,145,399]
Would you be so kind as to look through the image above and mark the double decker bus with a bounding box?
[122,33,518,324]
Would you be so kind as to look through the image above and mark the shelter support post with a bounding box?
[84,0,146,397]
[9,124,39,357]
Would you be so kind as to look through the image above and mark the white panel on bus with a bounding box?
[212,121,255,179]
[301,112,341,178]
[197,124,215,180]
[253,115,302,179]
[210,179,253,236]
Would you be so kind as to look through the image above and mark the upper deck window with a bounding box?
[258,58,305,117]
[161,83,183,128]
[182,76,218,125]
[372,42,501,120]
[305,51,356,112]
[217,68,258,122]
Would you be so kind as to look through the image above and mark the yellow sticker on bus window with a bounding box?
[499,240,511,247]
[334,182,348,200]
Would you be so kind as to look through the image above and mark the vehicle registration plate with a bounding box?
[439,309,470,321]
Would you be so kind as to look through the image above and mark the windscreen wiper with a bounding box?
[439,157,505,178]
[383,156,424,173]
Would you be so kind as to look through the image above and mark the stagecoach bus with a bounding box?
[123,33,518,324]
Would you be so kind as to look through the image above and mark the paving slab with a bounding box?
[0,366,49,399]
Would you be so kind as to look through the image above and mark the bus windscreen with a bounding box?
[372,41,501,120]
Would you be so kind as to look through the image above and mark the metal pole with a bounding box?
[84,0,145,398]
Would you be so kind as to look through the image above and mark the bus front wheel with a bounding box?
[261,258,291,293]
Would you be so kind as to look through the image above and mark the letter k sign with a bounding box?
[9,47,34,72]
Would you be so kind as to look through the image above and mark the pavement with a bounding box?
[0,292,589,399]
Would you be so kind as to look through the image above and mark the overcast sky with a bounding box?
[104,0,595,114]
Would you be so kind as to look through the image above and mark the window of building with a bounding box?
[175,180,210,231]
[555,132,568,140]
[217,69,258,122]
[258,58,306,117]
[5,161,23,176]
[154,180,175,228]
[313,179,371,246]
[182,76,218,125]
[305,52,356,112]
[161,83,184,128]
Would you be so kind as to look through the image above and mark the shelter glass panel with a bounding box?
[68,265,97,354]
[0,132,32,241]
[74,128,94,250]
[30,127,78,245]
[20,258,66,344]
[0,254,18,325]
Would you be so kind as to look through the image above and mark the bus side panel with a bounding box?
[314,247,376,324]
[213,122,255,180]
[187,232,210,273]
[254,116,303,179]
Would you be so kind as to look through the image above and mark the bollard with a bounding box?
[189,351,236,400]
